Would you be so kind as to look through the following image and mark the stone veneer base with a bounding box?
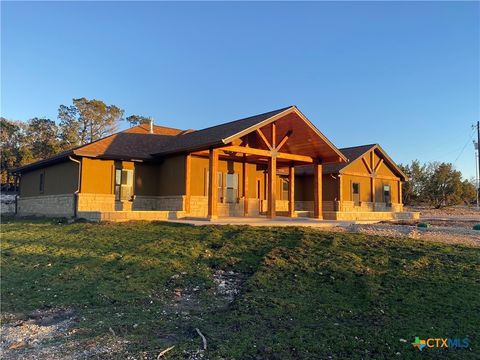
[17,194,75,218]
[77,210,186,222]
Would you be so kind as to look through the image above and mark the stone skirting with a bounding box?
[188,196,262,218]
[133,195,186,211]
[189,196,209,217]
[338,201,403,213]
[247,199,260,216]
[77,210,186,222]
[295,201,313,212]
[17,194,75,218]
[275,200,289,212]
[77,193,115,212]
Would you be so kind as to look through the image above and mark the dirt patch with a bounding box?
[212,269,244,303]
[1,308,76,354]
[0,308,128,359]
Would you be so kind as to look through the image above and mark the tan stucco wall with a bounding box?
[342,175,372,202]
[295,174,337,202]
[295,175,313,201]
[135,163,160,196]
[158,155,185,196]
[323,175,338,201]
[20,160,79,197]
[347,156,370,174]
[80,157,185,197]
[81,158,115,194]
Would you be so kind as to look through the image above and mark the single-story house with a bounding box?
[12,106,417,221]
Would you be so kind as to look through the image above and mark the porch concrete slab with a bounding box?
[168,216,355,228]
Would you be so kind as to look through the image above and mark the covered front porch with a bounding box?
[182,106,346,220]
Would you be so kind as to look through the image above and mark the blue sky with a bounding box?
[2,1,479,179]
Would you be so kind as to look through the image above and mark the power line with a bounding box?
[454,127,475,164]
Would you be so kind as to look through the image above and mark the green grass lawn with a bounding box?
[1,219,479,359]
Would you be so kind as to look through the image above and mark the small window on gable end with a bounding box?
[39,173,44,193]
[384,185,391,205]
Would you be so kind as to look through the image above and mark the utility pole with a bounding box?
[476,144,479,209]
[477,121,480,185]
[476,121,480,208]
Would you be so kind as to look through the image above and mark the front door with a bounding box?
[352,182,360,206]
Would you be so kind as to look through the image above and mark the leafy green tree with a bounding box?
[58,98,124,145]
[1,118,22,184]
[423,162,463,208]
[399,160,428,205]
[126,115,152,127]
[58,104,82,148]
[25,118,62,160]
[460,179,477,205]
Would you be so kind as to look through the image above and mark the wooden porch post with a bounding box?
[243,155,249,216]
[338,174,343,212]
[267,155,277,219]
[288,163,295,217]
[371,177,376,211]
[184,154,191,214]
[398,181,403,204]
[208,149,218,220]
[313,159,323,219]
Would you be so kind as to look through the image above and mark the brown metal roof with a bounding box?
[151,106,293,156]
[295,143,407,181]
[12,124,184,173]
[13,106,347,173]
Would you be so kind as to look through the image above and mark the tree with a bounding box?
[58,98,124,146]
[1,118,22,184]
[399,160,428,205]
[58,104,82,148]
[126,115,152,127]
[0,117,60,185]
[460,179,477,205]
[423,162,463,208]
[25,118,61,160]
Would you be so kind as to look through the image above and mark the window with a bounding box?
[225,173,238,203]
[205,171,225,202]
[352,183,360,195]
[352,182,360,206]
[115,168,134,201]
[281,177,289,200]
[218,172,224,203]
[39,173,44,193]
[383,185,391,205]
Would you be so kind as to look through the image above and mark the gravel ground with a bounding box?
[406,205,480,219]
[0,308,131,359]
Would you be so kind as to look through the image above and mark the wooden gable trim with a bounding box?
[361,157,373,174]
[221,106,347,163]
[222,106,294,144]
[373,145,407,180]
[221,145,313,163]
[256,129,272,149]
[339,145,407,181]
[374,158,384,172]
